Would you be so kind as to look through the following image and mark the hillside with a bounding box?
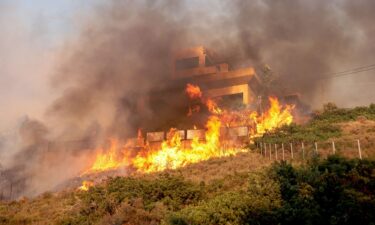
[1,104,375,225]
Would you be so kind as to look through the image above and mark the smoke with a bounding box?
[206,0,375,106]
[1,0,375,198]
[48,0,375,134]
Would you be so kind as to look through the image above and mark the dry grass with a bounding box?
[133,151,271,183]
[0,191,81,225]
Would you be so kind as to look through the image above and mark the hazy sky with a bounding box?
[0,0,103,132]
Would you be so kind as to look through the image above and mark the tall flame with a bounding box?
[133,116,241,173]
[249,96,294,138]
[186,83,222,115]
[84,86,294,175]
[83,139,132,173]
[206,99,222,115]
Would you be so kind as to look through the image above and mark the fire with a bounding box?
[185,83,222,115]
[83,86,294,175]
[185,83,202,99]
[249,96,294,138]
[206,98,222,115]
[84,139,131,174]
[133,116,241,173]
[79,180,94,191]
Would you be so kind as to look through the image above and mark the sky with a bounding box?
[0,0,103,132]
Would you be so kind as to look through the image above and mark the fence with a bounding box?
[256,139,370,161]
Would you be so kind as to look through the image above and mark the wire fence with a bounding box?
[255,139,373,161]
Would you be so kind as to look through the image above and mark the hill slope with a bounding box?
[1,104,375,225]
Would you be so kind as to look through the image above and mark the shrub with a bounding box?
[169,173,281,225]
[61,174,204,225]
[272,156,375,225]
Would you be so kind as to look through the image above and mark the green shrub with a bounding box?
[272,156,375,225]
[169,173,281,225]
[59,174,204,225]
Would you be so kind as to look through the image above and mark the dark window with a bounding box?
[175,57,199,70]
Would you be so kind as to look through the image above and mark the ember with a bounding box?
[79,180,94,191]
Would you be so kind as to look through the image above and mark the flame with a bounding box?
[84,139,132,174]
[206,98,222,115]
[249,96,294,138]
[185,83,222,115]
[185,83,202,99]
[133,116,242,173]
[84,85,294,175]
[79,180,94,191]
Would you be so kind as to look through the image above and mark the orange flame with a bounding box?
[78,180,94,191]
[206,98,222,115]
[185,83,202,99]
[185,83,222,115]
[84,86,294,175]
[249,96,294,138]
[132,116,242,173]
[84,139,132,173]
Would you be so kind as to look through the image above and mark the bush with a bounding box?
[272,156,375,225]
[61,174,204,225]
[256,121,341,143]
[169,173,281,225]
[255,103,375,144]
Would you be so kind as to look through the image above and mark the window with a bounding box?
[175,57,199,70]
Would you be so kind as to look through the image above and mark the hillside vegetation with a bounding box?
[255,103,375,159]
[1,103,375,225]
[1,155,374,225]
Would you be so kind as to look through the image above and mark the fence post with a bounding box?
[302,142,305,160]
[357,139,362,160]
[332,141,336,154]
[9,183,12,200]
[290,143,294,159]
[275,144,278,160]
[260,142,263,155]
[282,143,285,161]
[269,143,272,160]
[264,143,267,158]
[314,142,318,155]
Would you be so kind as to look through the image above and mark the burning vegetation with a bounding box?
[81,83,294,179]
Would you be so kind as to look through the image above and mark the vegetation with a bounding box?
[169,156,375,225]
[256,103,375,143]
[1,155,374,225]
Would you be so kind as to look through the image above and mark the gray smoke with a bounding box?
[1,0,375,198]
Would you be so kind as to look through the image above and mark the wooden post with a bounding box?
[264,143,267,157]
[282,143,285,161]
[314,142,318,154]
[302,142,305,160]
[275,144,278,161]
[290,143,294,159]
[269,143,272,160]
[260,142,263,155]
[357,139,362,160]
[332,141,336,154]
[9,183,12,200]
